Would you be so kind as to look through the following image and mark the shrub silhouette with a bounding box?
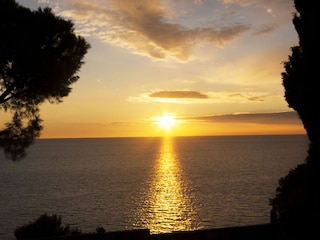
[14,213,81,239]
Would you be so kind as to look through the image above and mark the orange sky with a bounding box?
[7,0,305,138]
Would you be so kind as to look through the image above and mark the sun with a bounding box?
[153,114,176,130]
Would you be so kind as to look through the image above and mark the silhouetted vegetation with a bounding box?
[96,226,106,234]
[269,0,320,238]
[14,214,122,239]
[14,213,82,239]
[0,0,90,161]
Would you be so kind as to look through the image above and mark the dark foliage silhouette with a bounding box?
[14,213,81,239]
[0,0,90,160]
[270,0,320,238]
[281,1,320,146]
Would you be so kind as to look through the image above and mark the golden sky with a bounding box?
[13,0,305,138]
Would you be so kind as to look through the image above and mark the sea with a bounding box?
[0,134,309,239]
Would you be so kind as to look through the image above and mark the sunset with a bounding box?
[1,0,317,239]
[5,0,304,139]
[154,114,176,130]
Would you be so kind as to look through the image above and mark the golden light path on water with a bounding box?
[136,137,199,234]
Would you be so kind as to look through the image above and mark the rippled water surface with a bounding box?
[0,135,308,239]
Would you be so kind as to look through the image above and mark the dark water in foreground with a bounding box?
[0,135,309,239]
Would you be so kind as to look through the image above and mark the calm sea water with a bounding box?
[0,135,309,239]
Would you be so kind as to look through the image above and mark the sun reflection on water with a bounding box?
[136,137,199,234]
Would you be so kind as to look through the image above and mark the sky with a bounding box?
[12,0,305,138]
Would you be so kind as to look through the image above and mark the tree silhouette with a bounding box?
[282,0,320,148]
[0,0,90,160]
[270,0,320,238]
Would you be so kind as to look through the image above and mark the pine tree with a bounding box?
[0,0,90,160]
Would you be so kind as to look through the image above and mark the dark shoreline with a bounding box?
[23,223,281,240]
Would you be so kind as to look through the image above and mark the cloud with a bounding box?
[149,90,209,99]
[252,24,277,36]
[221,0,292,10]
[55,0,250,61]
[38,0,51,4]
[185,111,302,125]
[220,0,294,36]
[128,89,281,104]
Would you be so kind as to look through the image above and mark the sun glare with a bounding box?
[154,114,176,130]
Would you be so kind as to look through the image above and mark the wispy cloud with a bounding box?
[35,0,294,62]
[51,0,250,61]
[221,0,294,36]
[252,24,277,36]
[185,111,302,125]
[221,0,292,10]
